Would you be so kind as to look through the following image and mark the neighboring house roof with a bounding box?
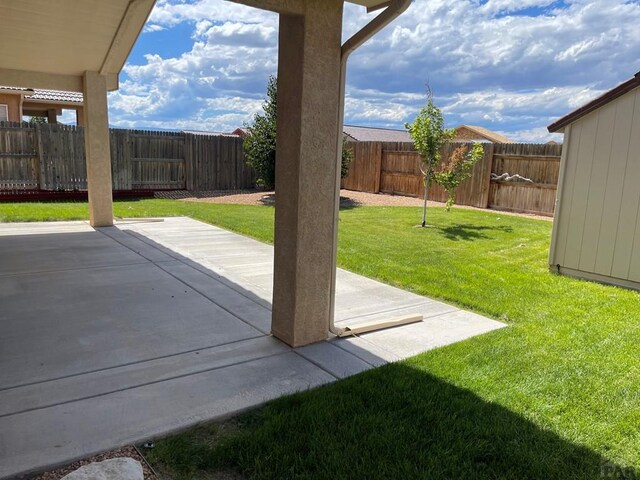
[230,127,249,136]
[342,125,411,142]
[0,86,83,104]
[229,125,412,142]
[183,130,240,137]
[28,89,83,104]
[548,71,640,132]
[455,125,512,143]
[0,86,32,94]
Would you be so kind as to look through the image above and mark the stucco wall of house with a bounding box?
[0,93,21,122]
[550,87,640,288]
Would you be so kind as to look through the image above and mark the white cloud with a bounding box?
[148,0,276,26]
[478,0,557,16]
[143,24,166,33]
[106,0,640,142]
[497,127,564,143]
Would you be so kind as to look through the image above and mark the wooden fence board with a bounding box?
[0,123,255,193]
[38,123,87,191]
[488,182,557,216]
[0,122,38,189]
[488,143,562,216]
[341,141,383,192]
[341,139,562,216]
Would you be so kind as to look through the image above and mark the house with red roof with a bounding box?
[0,86,83,124]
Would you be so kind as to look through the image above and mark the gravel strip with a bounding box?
[156,189,552,221]
[30,446,158,480]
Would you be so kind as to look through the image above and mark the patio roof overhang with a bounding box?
[232,0,397,13]
[0,0,155,92]
[0,0,155,226]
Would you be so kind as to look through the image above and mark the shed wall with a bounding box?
[550,87,640,287]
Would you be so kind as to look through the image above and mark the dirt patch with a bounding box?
[154,189,552,221]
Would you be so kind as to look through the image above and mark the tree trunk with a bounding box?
[421,177,429,227]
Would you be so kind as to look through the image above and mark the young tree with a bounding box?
[243,76,278,189]
[244,75,353,189]
[405,91,455,227]
[27,116,47,125]
[341,137,354,179]
[434,142,484,211]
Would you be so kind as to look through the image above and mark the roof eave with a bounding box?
[23,98,83,107]
[548,72,640,133]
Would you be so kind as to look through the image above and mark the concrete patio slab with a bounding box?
[0,261,262,388]
[0,336,288,417]
[0,352,334,479]
[0,217,505,478]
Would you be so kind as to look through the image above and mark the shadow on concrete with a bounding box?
[151,362,636,480]
[436,223,514,241]
[122,227,274,313]
[0,228,271,390]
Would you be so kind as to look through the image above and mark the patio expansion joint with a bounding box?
[0,334,269,394]
[0,259,151,278]
[0,342,290,420]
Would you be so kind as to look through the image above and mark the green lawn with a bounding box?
[1,200,639,479]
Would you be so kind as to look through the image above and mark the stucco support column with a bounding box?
[46,109,57,124]
[82,71,113,227]
[76,107,85,127]
[271,0,343,347]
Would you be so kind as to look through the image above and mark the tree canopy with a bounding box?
[243,76,353,190]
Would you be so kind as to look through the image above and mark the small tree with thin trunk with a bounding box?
[405,91,455,227]
[434,142,484,211]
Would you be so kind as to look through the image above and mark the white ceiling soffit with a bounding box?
[0,0,155,90]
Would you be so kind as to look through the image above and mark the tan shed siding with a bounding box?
[623,90,640,281]
[594,90,637,276]
[551,124,578,266]
[578,101,617,273]
[562,113,599,269]
[552,87,640,284]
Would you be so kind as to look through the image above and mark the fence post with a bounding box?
[36,123,45,191]
[125,129,132,190]
[374,142,382,193]
[481,142,494,208]
[184,133,194,191]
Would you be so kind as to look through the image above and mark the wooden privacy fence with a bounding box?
[0,122,254,193]
[341,141,562,216]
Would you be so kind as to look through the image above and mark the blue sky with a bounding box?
[100,0,640,142]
